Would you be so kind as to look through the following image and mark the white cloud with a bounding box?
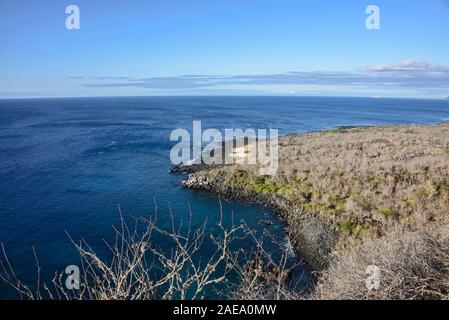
[361,59,449,73]
[81,59,449,96]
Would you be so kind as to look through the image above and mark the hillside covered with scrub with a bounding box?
[180,122,449,299]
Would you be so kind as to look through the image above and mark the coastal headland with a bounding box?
[172,122,449,298]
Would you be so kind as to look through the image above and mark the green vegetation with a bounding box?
[322,126,365,134]
[226,171,298,194]
[337,218,370,238]
[379,207,396,218]
[339,218,356,234]
[438,179,449,191]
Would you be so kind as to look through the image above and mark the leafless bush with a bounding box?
[2,208,448,300]
[312,226,449,300]
[231,251,302,300]
[228,223,304,300]
[0,206,296,300]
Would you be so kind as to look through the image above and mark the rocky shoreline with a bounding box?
[179,170,336,271]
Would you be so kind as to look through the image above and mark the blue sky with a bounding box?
[1,0,449,98]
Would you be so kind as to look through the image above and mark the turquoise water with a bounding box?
[0,96,448,299]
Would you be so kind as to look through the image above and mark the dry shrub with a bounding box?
[232,247,303,300]
[0,207,297,300]
[0,208,246,300]
[312,226,449,300]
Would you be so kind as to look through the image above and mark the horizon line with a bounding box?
[0,94,447,101]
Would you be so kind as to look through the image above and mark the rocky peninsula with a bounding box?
[173,123,449,298]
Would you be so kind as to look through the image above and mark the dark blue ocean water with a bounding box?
[0,96,448,299]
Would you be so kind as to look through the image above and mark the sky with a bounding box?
[0,0,449,98]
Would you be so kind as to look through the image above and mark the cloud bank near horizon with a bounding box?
[78,60,449,97]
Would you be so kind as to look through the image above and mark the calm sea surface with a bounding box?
[1,96,448,298]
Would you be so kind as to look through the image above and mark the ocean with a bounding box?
[0,96,448,299]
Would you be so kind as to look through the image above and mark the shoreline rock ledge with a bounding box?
[181,172,337,271]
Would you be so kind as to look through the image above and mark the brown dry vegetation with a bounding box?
[193,123,449,242]
[313,226,449,300]
[182,123,449,299]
